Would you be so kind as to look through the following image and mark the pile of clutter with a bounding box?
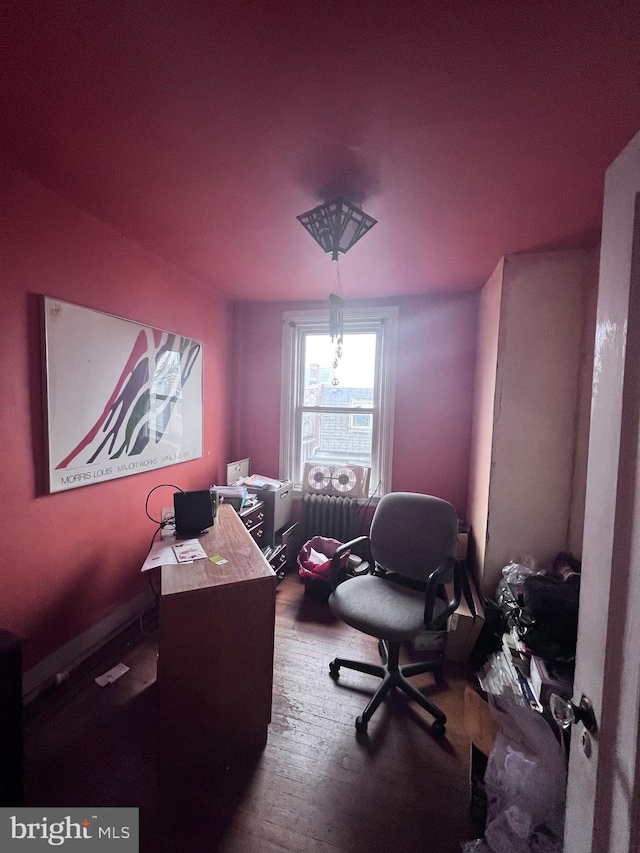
[463,552,581,853]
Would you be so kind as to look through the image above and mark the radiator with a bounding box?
[300,493,358,544]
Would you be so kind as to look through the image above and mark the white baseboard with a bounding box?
[22,587,156,704]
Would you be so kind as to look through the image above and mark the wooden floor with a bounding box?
[24,573,478,853]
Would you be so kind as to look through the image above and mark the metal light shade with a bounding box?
[297,198,377,261]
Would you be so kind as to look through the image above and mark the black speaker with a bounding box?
[173,490,214,539]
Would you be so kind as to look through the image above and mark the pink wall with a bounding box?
[231,293,478,518]
[0,167,230,667]
[467,250,595,596]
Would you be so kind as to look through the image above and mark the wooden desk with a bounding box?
[159,503,276,768]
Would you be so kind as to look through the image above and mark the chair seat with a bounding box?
[329,574,448,642]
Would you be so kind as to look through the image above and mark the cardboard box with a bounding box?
[463,687,499,756]
[456,532,469,561]
[444,568,485,663]
[411,629,445,651]
[456,520,470,560]
[463,688,497,834]
[470,745,489,833]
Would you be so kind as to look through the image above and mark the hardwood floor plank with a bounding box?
[220,827,294,853]
[229,813,345,853]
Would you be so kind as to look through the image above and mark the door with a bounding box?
[564,131,640,852]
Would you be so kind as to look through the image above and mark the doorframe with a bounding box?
[564,131,640,852]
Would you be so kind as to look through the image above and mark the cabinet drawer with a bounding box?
[269,546,287,572]
[268,545,287,573]
[239,503,265,532]
[250,523,265,544]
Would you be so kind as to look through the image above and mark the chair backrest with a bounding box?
[369,492,458,583]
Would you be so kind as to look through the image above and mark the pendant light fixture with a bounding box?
[297,197,377,386]
[297,197,377,262]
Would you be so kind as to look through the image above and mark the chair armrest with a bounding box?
[423,557,462,630]
[329,536,372,589]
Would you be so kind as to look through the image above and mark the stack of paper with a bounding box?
[212,484,248,510]
[241,474,283,489]
[213,484,245,498]
[141,538,207,571]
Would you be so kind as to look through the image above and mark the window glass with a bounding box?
[303,334,376,401]
[281,306,398,496]
[300,333,376,482]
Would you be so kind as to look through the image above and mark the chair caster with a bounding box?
[329,661,340,680]
[431,720,446,738]
[355,716,368,735]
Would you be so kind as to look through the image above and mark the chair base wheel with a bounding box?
[329,642,448,739]
[431,720,446,738]
[433,664,445,685]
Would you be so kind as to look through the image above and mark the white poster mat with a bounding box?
[43,297,203,493]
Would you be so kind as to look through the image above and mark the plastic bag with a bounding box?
[501,556,538,587]
[297,536,349,581]
[483,701,567,853]
[496,579,533,636]
[521,575,580,661]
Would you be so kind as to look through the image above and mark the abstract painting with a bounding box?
[43,297,203,492]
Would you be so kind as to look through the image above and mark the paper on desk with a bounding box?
[173,540,207,562]
[95,663,130,687]
[142,538,207,570]
[141,540,180,572]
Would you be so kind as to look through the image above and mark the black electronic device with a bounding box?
[173,490,214,539]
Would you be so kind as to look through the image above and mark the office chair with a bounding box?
[328,492,462,736]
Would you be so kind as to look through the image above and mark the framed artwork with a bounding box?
[42,297,203,493]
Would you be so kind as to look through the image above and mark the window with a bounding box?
[280,305,398,496]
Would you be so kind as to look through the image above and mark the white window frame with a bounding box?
[280,305,398,496]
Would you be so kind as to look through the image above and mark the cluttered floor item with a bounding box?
[23,573,477,853]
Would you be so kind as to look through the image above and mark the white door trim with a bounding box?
[564,130,640,853]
